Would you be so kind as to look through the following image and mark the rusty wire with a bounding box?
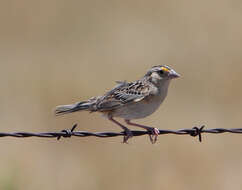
[0,124,242,142]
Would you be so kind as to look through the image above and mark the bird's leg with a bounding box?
[125,120,160,144]
[108,117,133,143]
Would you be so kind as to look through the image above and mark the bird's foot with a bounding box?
[146,127,160,144]
[122,128,133,144]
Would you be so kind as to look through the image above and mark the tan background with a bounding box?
[1,0,242,189]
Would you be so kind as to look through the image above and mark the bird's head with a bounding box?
[145,65,180,84]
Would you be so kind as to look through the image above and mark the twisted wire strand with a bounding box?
[0,124,242,142]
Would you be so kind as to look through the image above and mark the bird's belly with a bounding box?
[112,97,164,120]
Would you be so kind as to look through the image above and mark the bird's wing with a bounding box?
[96,80,156,111]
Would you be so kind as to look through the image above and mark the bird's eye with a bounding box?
[158,70,164,75]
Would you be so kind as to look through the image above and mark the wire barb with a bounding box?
[0,125,242,142]
[189,125,205,142]
[57,124,78,140]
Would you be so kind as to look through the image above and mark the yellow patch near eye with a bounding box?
[161,67,169,72]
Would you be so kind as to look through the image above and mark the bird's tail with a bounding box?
[55,101,90,116]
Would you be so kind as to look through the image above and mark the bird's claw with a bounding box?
[147,127,160,144]
[122,128,133,144]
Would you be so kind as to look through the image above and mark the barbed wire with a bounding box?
[0,124,242,142]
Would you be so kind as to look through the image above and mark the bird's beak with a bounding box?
[169,69,180,79]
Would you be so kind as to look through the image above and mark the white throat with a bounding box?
[157,79,171,97]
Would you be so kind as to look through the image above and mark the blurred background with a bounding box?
[0,0,242,189]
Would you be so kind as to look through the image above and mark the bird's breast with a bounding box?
[111,92,167,120]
